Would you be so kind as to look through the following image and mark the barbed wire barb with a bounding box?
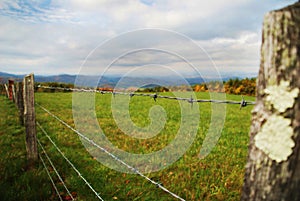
[240,96,247,110]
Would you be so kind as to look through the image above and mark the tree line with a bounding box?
[193,77,256,96]
[1,77,256,96]
[138,78,256,96]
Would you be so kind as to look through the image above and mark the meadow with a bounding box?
[1,91,255,200]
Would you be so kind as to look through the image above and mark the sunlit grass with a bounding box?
[1,92,255,200]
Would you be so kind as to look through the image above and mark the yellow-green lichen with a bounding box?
[281,47,297,70]
[264,80,299,113]
[255,115,295,163]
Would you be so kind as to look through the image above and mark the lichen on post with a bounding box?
[241,2,300,201]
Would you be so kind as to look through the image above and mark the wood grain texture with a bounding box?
[23,74,38,167]
[241,3,300,201]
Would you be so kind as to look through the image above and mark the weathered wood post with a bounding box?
[23,74,38,167]
[12,84,16,103]
[4,84,9,98]
[8,79,14,101]
[241,2,300,201]
[16,82,24,125]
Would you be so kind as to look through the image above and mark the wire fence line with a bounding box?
[36,103,186,201]
[37,122,104,201]
[39,152,63,201]
[37,85,255,109]
[37,139,75,200]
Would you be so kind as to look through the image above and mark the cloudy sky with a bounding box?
[0,0,297,78]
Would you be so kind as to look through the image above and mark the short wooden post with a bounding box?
[23,74,38,167]
[242,2,300,201]
[4,84,9,98]
[8,79,14,101]
[12,84,16,103]
[16,82,24,125]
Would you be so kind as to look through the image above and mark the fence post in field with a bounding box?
[8,79,14,101]
[241,2,300,201]
[12,84,16,103]
[16,82,24,125]
[23,74,38,167]
[4,84,9,98]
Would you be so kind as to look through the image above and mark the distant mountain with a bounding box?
[35,74,77,83]
[0,71,256,87]
[0,71,204,87]
[0,72,123,87]
[0,72,74,84]
[0,72,24,83]
[0,72,22,77]
[186,77,205,85]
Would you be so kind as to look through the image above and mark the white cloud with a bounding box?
[0,0,298,78]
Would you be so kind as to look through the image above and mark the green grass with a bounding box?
[0,96,52,201]
[1,92,255,200]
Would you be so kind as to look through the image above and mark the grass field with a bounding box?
[0,96,52,200]
[1,91,255,200]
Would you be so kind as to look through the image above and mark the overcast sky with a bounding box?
[0,0,297,78]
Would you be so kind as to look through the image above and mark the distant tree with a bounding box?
[35,82,74,92]
[223,78,256,96]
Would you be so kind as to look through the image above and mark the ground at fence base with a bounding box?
[0,96,54,201]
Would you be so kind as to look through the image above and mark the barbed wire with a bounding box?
[39,152,63,201]
[37,85,255,109]
[37,139,75,200]
[37,122,104,201]
[36,103,186,201]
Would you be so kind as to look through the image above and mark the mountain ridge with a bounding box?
[0,71,256,87]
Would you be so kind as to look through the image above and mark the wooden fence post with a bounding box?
[241,2,300,201]
[8,79,14,101]
[16,82,24,125]
[23,74,38,167]
[4,84,9,98]
[12,84,16,103]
